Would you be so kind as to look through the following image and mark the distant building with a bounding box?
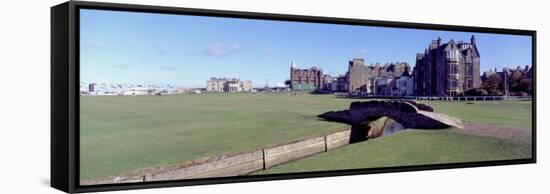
[323,76,338,92]
[88,83,95,93]
[347,59,369,94]
[346,58,411,94]
[176,87,191,93]
[290,61,325,91]
[374,76,395,95]
[335,75,348,92]
[396,71,414,96]
[206,78,224,92]
[413,35,481,96]
[206,77,252,92]
[239,80,252,92]
[122,87,149,96]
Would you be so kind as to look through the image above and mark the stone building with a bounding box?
[206,77,252,92]
[347,59,369,94]
[374,76,396,95]
[396,71,414,96]
[413,35,481,96]
[239,80,252,92]
[346,58,411,94]
[323,75,338,92]
[335,75,348,92]
[290,61,325,90]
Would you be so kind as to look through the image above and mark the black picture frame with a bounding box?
[51,1,537,193]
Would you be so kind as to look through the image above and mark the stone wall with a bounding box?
[318,100,462,129]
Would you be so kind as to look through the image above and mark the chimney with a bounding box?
[471,35,476,45]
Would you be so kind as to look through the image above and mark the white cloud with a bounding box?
[203,42,240,57]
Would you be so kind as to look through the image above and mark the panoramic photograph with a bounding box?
[79,9,533,185]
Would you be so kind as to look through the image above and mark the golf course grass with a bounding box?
[80,92,351,180]
[80,92,532,180]
[422,100,532,129]
[257,129,531,175]
[258,99,533,175]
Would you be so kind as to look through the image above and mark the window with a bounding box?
[446,49,458,59]
[466,63,473,76]
[450,79,457,88]
[449,63,457,74]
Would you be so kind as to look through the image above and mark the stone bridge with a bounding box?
[318,100,464,130]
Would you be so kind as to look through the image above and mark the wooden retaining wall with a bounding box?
[325,130,352,151]
[152,150,265,180]
[81,128,352,185]
[264,137,326,169]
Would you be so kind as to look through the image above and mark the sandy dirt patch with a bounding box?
[454,123,532,144]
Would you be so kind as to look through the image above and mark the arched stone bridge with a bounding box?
[318,100,464,129]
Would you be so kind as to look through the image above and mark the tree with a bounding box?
[519,78,533,95]
[284,79,292,87]
[510,70,524,92]
[482,74,502,95]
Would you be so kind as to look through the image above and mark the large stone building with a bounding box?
[413,35,481,96]
[346,58,411,94]
[206,77,252,92]
[290,61,325,90]
[347,59,369,93]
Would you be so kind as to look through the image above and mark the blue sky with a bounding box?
[80,9,532,88]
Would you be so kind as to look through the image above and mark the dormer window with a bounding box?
[446,50,458,59]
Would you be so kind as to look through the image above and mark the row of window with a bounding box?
[448,63,474,76]
[448,79,474,88]
[445,50,460,59]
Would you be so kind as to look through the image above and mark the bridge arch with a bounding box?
[318,100,464,142]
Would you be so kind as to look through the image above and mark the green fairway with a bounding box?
[80,93,532,180]
[258,129,532,175]
[421,100,532,129]
[258,99,533,175]
[80,92,351,180]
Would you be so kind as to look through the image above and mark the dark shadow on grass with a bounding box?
[349,124,368,143]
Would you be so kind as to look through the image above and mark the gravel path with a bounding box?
[454,122,532,144]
